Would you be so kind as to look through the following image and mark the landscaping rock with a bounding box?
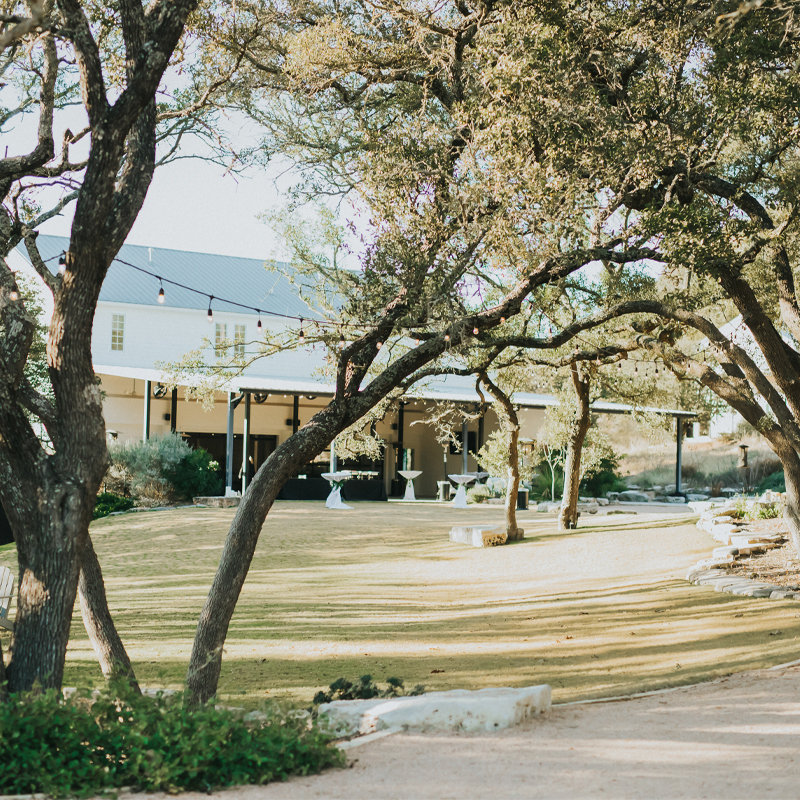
[449,525,508,547]
[617,490,651,503]
[666,495,687,504]
[686,493,710,502]
[318,685,552,736]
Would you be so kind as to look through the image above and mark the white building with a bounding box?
[11,235,696,499]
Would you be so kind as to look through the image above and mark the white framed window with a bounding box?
[215,322,228,353]
[111,313,125,351]
[234,324,246,358]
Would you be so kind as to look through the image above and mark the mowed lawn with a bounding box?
[2,501,800,706]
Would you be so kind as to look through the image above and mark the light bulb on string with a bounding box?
[473,326,479,335]
[634,363,639,374]
[257,315,263,334]
[8,288,18,301]
[338,332,345,350]
[376,340,383,350]
[444,333,450,342]
[207,297,214,323]
[157,279,165,304]
[299,318,305,344]
[500,316,506,324]
[58,252,67,274]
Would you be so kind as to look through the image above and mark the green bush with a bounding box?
[580,456,627,497]
[757,469,786,493]
[93,492,135,519]
[313,675,424,705]
[0,685,342,797]
[164,446,223,499]
[107,434,222,503]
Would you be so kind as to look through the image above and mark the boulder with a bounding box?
[617,490,651,503]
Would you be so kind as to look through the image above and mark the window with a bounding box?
[234,324,246,358]
[215,322,228,353]
[111,313,125,351]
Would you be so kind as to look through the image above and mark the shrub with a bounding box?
[313,675,424,705]
[0,684,342,797]
[757,469,786,493]
[93,492,134,519]
[580,456,626,497]
[107,434,222,503]
[466,484,494,504]
[164,446,223,499]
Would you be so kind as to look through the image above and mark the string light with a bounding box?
[444,333,451,342]
[299,318,305,344]
[338,332,345,350]
[376,340,383,349]
[473,326,479,335]
[157,279,165,304]
[58,252,66,274]
[207,297,214,323]
[257,316,263,333]
[8,288,18,301]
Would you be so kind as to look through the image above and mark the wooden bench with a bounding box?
[0,565,14,631]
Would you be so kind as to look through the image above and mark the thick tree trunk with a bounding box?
[186,403,349,706]
[4,486,85,692]
[779,450,800,555]
[78,534,139,692]
[559,366,591,531]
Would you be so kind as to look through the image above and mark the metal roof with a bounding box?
[26,234,318,319]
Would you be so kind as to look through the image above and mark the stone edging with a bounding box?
[686,499,798,600]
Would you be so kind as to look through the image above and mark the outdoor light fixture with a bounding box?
[338,333,345,349]
[299,318,305,344]
[257,316,262,333]
[444,333,450,342]
[376,340,383,349]
[207,297,214,322]
[473,326,479,335]
[157,279,165,304]
[8,288,18,301]
[58,252,67,274]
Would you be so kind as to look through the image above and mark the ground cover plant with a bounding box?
[0,683,342,798]
[2,502,798,707]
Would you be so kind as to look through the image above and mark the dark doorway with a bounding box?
[183,432,278,492]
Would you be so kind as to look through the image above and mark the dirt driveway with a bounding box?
[121,662,800,800]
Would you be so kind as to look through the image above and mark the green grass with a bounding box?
[1,502,800,706]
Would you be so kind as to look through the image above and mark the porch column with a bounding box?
[142,380,151,442]
[397,401,405,474]
[170,387,178,433]
[461,419,469,473]
[675,416,683,495]
[241,392,251,494]
[225,392,235,494]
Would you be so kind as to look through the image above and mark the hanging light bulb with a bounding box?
[58,252,67,274]
[157,279,165,304]
[473,326,479,335]
[8,288,19,301]
[207,296,214,323]
[299,318,305,344]
[634,363,639,374]
[444,333,451,342]
[415,337,421,345]
[376,340,383,350]
[500,316,506,324]
[338,332,345,350]
[257,315,263,333]
[617,360,623,370]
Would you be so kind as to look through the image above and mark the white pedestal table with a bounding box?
[398,469,423,501]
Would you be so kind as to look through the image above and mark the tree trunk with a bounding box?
[478,372,523,540]
[559,365,591,531]
[186,403,349,706]
[4,486,85,692]
[78,533,139,692]
[779,450,800,555]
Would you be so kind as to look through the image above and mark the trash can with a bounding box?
[516,488,529,510]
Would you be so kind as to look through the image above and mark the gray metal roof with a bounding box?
[26,234,318,319]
